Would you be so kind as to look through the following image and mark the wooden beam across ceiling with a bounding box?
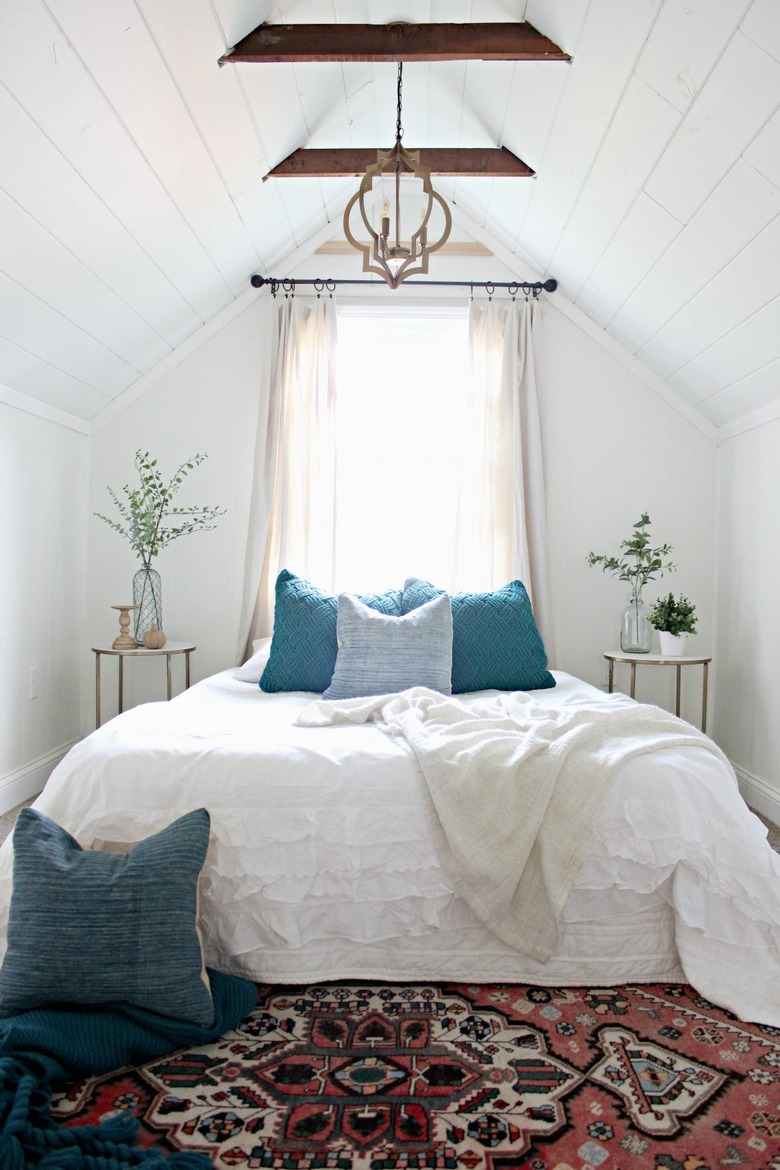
[219,22,569,64]
[264,147,534,181]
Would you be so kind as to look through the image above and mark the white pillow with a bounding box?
[234,638,272,683]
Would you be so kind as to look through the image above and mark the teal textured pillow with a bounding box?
[402,577,555,693]
[260,570,403,693]
[0,808,214,1026]
[323,593,453,699]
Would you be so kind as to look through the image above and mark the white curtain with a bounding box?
[238,294,554,664]
[454,298,555,660]
[237,297,338,658]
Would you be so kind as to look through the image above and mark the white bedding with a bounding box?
[1,669,779,1026]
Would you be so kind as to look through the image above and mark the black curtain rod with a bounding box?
[250,274,557,296]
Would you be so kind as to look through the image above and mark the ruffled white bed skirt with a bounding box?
[1,670,779,1025]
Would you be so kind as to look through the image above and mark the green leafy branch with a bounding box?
[95,450,226,567]
[587,513,675,599]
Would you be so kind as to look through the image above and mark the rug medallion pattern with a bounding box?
[52,982,780,1169]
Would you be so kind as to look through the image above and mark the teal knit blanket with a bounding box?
[0,968,257,1168]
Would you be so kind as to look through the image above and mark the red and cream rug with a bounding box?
[52,981,780,1169]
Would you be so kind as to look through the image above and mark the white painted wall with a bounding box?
[0,397,89,810]
[716,419,780,823]
[539,303,719,730]
[87,296,275,719]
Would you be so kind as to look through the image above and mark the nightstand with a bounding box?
[603,651,712,732]
[92,641,196,727]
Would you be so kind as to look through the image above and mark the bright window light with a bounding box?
[334,306,470,594]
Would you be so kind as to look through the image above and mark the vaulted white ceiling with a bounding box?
[2,0,778,435]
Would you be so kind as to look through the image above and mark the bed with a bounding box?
[1,573,779,1029]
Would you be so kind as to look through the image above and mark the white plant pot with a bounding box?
[658,631,688,657]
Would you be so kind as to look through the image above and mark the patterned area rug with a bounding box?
[52,982,780,1170]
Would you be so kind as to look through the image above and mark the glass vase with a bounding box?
[133,565,162,645]
[620,592,652,654]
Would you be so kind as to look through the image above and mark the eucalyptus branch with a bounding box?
[95,450,225,566]
[587,513,675,600]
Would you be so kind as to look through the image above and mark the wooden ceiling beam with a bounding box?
[264,147,534,180]
[220,22,569,64]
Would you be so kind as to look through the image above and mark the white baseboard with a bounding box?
[0,741,79,816]
[733,763,780,826]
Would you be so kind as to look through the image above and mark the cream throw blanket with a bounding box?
[297,687,734,963]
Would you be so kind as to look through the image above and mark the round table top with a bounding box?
[92,641,196,656]
[603,650,711,665]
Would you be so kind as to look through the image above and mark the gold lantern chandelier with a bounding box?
[343,62,452,289]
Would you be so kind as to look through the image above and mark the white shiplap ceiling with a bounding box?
[1,0,778,434]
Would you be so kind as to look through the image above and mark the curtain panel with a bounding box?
[238,296,554,665]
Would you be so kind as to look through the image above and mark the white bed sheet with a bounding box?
[1,670,779,1025]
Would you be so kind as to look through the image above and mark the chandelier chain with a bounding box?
[395,61,404,142]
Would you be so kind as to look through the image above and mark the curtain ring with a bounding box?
[326,279,336,297]
[282,278,295,298]
[486,282,494,301]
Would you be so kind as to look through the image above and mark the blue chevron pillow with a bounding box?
[402,577,555,693]
[260,570,403,693]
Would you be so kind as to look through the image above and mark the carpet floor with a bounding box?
[52,979,780,1170]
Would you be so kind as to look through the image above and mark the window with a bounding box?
[333,306,470,593]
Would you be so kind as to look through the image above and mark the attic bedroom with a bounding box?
[1,1,780,1162]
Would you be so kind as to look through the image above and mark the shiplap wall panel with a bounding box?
[0,190,168,373]
[703,356,780,426]
[0,2,234,323]
[46,0,255,297]
[639,214,780,379]
[644,32,780,225]
[576,194,682,328]
[0,273,136,396]
[741,0,780,63]
[520,0,662,268]
[551,76,680,299]
[608,159,780,353]
[137,0,270,208]
[213,0,274,49]
[237,63,310,169]
[0,338,109,417]
[0,86,199,349]
[634,0,750,114]
[745,107,780,190]
[526,0,586,54]
[294,62,353,147]
[671,296,780,401]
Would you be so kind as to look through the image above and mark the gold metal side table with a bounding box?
[92,641,196,727]
[604,651,712,732]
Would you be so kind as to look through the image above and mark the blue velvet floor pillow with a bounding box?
[402,577,555,693]
[0,807,214,1027]
[260,569,403,693]
[324,592,453,699]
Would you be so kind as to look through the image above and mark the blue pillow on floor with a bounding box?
[402,577,555,693]
[0,807,214,1026]
[260,569,403,693]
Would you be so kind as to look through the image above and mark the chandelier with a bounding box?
[343,62,452,289]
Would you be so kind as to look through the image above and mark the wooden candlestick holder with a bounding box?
[111,604,138,650]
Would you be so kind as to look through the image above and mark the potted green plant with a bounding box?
[587,513,676,653]
[95,450,225,644]
[649,592,697,657]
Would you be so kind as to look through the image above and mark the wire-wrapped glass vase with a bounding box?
[133,565,162,645]
[620,592,652,653]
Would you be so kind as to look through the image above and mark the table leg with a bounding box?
[166,653,173,700]
[118,655,124,714]
[95,652,101,728]
[675,664,682,717]
[702,662,709,734]
[629,662,636,698]
[185,651,191,689]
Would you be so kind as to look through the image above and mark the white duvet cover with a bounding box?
[1,670,779,1026]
